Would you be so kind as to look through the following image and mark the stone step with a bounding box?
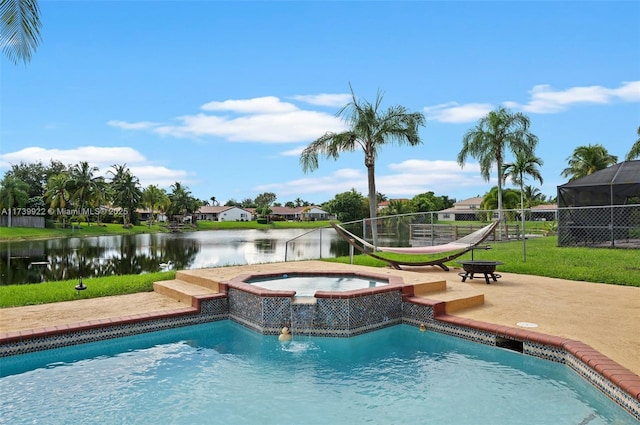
[411,280,447,295]
[417,281,485,313]
[175,271,221,292]
[153,279,219,305]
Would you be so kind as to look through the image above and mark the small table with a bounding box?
[457,260,504,284]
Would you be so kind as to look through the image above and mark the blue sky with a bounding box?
[2,1,639,206]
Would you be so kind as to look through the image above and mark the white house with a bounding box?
[260,206,333,221]
[197,206,253,222]
[437,197,484,221]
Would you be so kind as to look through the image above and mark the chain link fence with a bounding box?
[557,204,640,248]
[285,204,639,262]
[342,205,640,249]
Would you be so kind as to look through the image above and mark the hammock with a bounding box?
[331,220,499,271]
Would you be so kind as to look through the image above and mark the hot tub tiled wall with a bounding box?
[227,283,403,336]
[0,296,228,357]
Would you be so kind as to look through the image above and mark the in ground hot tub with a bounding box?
[226,271,405,336]
[245,273,389,297]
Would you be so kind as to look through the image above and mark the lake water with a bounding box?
[0,228,349,285]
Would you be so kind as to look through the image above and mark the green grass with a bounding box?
[325,236,640,287]
[0,271,176,308]
[0,222,168,241]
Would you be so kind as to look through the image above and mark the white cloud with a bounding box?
[201,96,298,114]
[0,146,146,168]
[423,102,494,123]
[254,160,490,201]
[0,146,189,190]
[107,120,160,130]
[504,80,640,113]
[128,165,190,188]
[424,81,640,123]
[153,110,346,143]
[290,93,351,107]
[112,95,348,143]
[280,146,306,157]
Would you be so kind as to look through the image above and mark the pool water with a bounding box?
[246,274,388,296]
[0,322,635,425]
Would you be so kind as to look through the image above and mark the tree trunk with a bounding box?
[367,163,378,247]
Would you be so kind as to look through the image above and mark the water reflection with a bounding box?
[0,229,350,285]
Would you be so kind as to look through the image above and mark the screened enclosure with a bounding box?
[557,160,640,247]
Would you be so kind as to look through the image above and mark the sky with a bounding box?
[2,1,639,207]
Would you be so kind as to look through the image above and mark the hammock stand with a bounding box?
[331,220,499,271]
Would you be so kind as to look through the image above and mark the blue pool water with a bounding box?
[0,322,635,425]
[247,274,387,296]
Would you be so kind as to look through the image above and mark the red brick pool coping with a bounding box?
[1,291,638,405]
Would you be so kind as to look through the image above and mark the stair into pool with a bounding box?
[153,268,484,314]
[153,270,222,306]
[408,280,484,313]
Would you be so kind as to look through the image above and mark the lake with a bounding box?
[0,228,350,285]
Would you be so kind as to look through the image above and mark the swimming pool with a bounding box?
[0,322,635,424]
[246,273,389,296]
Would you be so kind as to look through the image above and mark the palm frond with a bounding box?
[1,0,42,65]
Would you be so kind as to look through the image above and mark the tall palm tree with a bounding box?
[458,107,538,238]
[109,166,142,227]
[143,184,169,226]
[167,182,197,221]
[300,86,426,245]
[561,144,618,182]
[503,152,543,259]
[68,161,100,223]
[625,126,640,161]
[44,172,70,226]
[0,175,29,227]
[503,151,544,217]
[91,177,109,226]
[1,0,42,64]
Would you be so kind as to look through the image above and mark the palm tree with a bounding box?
[561,144,618,182]
[503,151,544,217]
[300,86,426,245]
[503,152,543,259]
[91,177,109,226]
[44,172,70,227]
[167,182,197,221]
[68,161,100,223]
[481,187,520,217]
[110,167,142,228]
[143,185,169,226]
[625,126,640,161]
[0,175,29,227]
[522,185,545,209]
[458,107,538,239]
[1,0,42,65]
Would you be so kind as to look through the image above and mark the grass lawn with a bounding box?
[0,271,176,308]
[0,222,168,241]
[326,236,640,287]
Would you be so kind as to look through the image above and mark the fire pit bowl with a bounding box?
[457,260,504,284]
